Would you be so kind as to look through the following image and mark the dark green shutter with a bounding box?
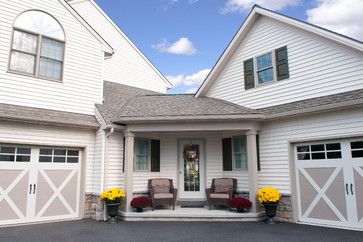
[275,46,289,81]
[222,138,232,171]
[256,135,260,171]
[150,139,160,172]
[243,58,255,90]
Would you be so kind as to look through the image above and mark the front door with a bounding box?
[178,140,205,199]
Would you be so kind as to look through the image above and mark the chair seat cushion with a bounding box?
[210,193,229,199]
[154,193,174,199]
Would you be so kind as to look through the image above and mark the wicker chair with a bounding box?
[205,178,237,210]
[148,179,177,211]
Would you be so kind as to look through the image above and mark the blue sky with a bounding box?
[95,0,363,94]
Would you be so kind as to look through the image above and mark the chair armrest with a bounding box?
[172,189,177,199]
[228,189,234,199]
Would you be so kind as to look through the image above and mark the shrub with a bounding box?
[131,196,152,209]
[229,197,252,209]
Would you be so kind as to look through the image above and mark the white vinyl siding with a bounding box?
[0,0,104,115]
[70,0,169,93]
[206,16,363,108]
[105,132,124,189]
[259,107,363,194]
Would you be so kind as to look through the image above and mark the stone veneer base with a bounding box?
[84,193,293,222]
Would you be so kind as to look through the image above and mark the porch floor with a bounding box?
[122,206,265,222]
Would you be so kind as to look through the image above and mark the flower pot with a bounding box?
[263,203,278,224]
[106,203,120,224]
[136,207,143,213]
[236,208,245,213]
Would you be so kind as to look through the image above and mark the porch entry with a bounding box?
[178,140,205,200]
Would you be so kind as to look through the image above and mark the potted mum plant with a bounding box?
[257,187,281,224]
[100,188,126,224]
[229,197,252,213]
[131,196,152,213]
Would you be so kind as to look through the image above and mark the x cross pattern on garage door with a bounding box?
[295,139,363,229]
[0,145,81,226]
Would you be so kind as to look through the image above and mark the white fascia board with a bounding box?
[60,0,114,55]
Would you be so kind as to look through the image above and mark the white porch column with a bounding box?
[124,131,135,212]
[246,130,258,213]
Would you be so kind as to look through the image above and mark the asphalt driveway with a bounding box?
[0,219,362,242]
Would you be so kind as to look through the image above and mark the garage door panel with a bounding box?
[0,144,82,226]
[309,199,340,221]
[353,169,363,223]
[325,170,347,221]
[304,167,335,189]
[0,200,19,220]
[61,172,78,212]
[42,197,71,217]
[298,170,318,215]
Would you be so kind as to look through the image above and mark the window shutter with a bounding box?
[150,139,160,172]
[275,46,289,81]
[243,58,255,90]
[222,138,232,171]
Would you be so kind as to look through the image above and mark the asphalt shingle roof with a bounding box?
[97,81,363,123]
[260,89,363,117]
[0,103,99,128]
[96,81,261,123]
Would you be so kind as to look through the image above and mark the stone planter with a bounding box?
[106,203,120,224]
[263,202,278,224]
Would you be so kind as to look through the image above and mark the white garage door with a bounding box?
[295,138,363,230]
[0,145,81,226]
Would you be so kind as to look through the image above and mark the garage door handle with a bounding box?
[346,183,349,195]
[33,184,36,194]
[350,183,354,195]
[29,184,32,194]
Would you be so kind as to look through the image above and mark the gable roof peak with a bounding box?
[196,5,363,97]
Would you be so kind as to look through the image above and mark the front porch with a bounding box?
[121,120,262,218]
[122,206,264,222]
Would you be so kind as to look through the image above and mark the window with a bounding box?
[39,148,79,163]
[135,138,149,171]
[0,146,31,162]
[233,136,247,169]
[256,53,274,84]
[296,143,342,160]
[243,46,289,90]
[9,10,65,81]
[351,141,363,158]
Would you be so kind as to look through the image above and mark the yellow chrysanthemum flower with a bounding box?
[100,188,126,204]
[257,187,281,204]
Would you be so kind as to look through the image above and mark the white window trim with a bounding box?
[232,136,248,171]
[253,50,277,87]
[134,138,151,172]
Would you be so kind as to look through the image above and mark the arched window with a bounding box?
[9,10,65,81]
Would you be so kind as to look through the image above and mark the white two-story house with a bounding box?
[0,0,362,231]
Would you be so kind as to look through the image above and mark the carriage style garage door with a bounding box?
[295,138,363,230]
[0,145,81,226]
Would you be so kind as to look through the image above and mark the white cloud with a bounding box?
[186,87,198,94]
[152,37,197,56]
[307,0,363,41]
[220,0,299,14]
[166,69,211,87]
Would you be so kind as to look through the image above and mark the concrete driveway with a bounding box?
[0,220,362,242]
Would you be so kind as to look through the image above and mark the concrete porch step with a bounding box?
[177,200,206,208]
[121,207,265,222]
